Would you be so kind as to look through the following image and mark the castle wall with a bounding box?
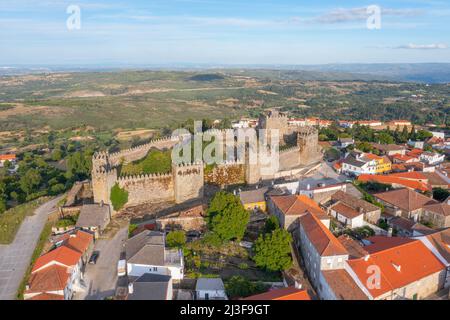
[279,147,301,171]
[204,162,245,186]
[117,174,174,206]
[173,163,204,203]
[109,137,180,165]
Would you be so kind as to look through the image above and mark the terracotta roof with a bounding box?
[388,171,427,181]
[407,149,424,157]
[371,143,406,152]
[373,188,437,212]
[26,264,70,294]
[423,202,450,217]
[331,190,380,213]
[347,237,445,299]
[32,246,81,272]
[59,230,94,254]
[363,236,415,253]
[330,202,362,219]
[337,235,369,259]
[358,175,430,192]
[0,154,16,161]
[425,228,450,263]
[29,293,64,300]
[322,269,368,300]
[298,212,348,256]
[244,287,310,300]
[271,195,328,219]
[391,154,418,162]
[421,172,450,188]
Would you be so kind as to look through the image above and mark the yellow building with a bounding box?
[239,187,269,212]
[365,153,392,174]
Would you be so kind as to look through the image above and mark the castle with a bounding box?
[91,111,322,210]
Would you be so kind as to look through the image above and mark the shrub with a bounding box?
[110,183,128,211]
[166,230,187,248]
[225,276,268,299]
[264,215,279,234]
[128,224,138,237]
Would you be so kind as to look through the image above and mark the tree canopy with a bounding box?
[253,228,293,272]
[207,191,250,243]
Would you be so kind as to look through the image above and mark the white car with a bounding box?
[117,260,126,277]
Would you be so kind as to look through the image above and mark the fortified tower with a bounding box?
[172,162,204,203]
[297,126,322,166]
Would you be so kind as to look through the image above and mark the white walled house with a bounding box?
[329,203,364,228]
[125,231,184,280]
[297,212,349,298]
[420,152,445,165]
[196,278,228,300]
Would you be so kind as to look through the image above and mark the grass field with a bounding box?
[0,70,448,134]
[0,197,50,244]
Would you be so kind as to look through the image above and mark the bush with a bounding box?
[253,229,293,272]
[128,224,138,237]
[433,188,450,202]
[166,230,187,248]
[225,276,268,299]
[110,183,128,211]
[238,262,249,270]
[264,215,279,234]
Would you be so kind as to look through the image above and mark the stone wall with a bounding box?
[172,162,204,204]
[279,147,301,171]
[117,173,174,206]
[204,162,245,186]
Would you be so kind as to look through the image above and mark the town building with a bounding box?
[323,190,381,226]
[421,202,450,228]
[268,194,330,231]
[374,188,437,222]
[239,187,269,212]
[127,273,173,300]
[125,230,184,280]
[195,278,228,300]
[75,203,111,238]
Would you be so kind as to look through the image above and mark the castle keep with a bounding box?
[91,111,322,210]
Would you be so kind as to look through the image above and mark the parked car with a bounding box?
[89,251,100,264]
[117,259,126,276]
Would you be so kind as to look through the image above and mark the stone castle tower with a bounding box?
[297,126,322,166]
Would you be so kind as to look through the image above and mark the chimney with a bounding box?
[307,184,310,191]
[128,283,134,294]
[387,227,393,237]
[294,281,302,289]
[364,255,370,262]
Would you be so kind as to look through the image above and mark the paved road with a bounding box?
[0,196,63,300]
[76,227,128,300]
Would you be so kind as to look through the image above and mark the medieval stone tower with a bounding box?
[297,126,322,166]
[172,162,204,203]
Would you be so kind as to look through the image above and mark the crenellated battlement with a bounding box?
[280,146,301,154]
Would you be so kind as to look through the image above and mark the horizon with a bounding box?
[1,0,449,65]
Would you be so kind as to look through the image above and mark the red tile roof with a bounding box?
[271,195,328,219]
[299,212,348,256]
[60,230,94,254]
[347,237,445,299]
[358,174,431,192]
[244,287,311,300]
[424,202,450,217]
[373,188,437,212]
[26,264,70,294]
[32,246,81,273]
[330,202,364,219]
[388,171,427,181]
[322,269,368,300]
[29,293,64,300]
[0,154,16,161]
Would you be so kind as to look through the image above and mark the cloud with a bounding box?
[312,7,424,24]
[395,43,448,49]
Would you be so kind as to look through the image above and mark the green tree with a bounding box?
[253,229,292,272]
[264,215,279,234]
[433,188,450,202]
[207,191,250,242]
[166,230,187,248]
[110,183,128,211]
[20,168,41,196]
[377,132,395,144]
[225,276,267,299]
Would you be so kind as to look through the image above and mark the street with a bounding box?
[75,226,128,300]
[0,196,63,300]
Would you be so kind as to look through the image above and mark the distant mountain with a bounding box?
[289,63,450,83]
[1,63,449,83]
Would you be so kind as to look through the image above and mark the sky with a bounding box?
[0,0,449,66]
